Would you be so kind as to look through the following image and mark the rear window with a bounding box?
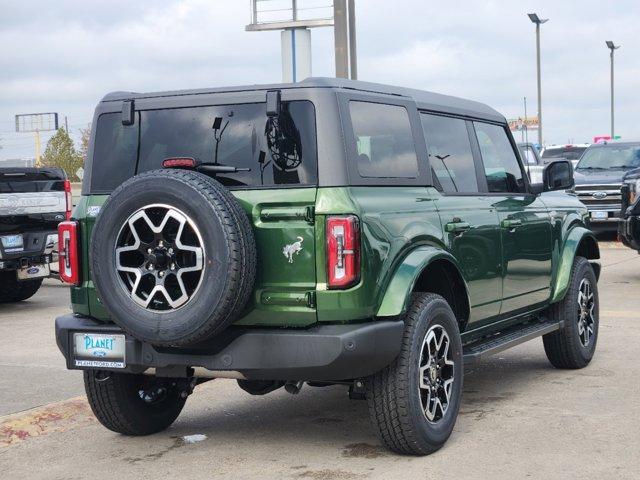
[349,101,418,178]
[90,101,317,191]
[91,112,138,192]
[542,146,587,161]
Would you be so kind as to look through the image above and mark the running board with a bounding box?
[463,319,561,364]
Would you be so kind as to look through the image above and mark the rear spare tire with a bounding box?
[91,169,256,346]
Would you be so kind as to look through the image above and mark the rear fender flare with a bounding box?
[376,246,468,317]
[551,226,600,303]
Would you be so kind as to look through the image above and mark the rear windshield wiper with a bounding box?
[576,166,606,170]
[197,163,251,174]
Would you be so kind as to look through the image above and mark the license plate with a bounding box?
[591,211,608,219]
[73,333,126,368]
[1,234,23,250]
[17,264,49,280]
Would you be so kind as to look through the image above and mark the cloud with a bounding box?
[1,0,639,158]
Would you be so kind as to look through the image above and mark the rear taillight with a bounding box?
[326,215,360,289]
[64,179,72,220]
[58,221,80,285]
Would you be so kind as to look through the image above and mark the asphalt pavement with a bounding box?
[0,244,638,479]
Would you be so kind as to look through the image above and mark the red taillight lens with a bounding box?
[162,157,197,168]
[58,221,80,285]
[64,179,72,220]
[326,215,360,289]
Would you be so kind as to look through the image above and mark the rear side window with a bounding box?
[91,113,138,192]
[138,101,317,187]
[474,122,525,193]
[349,101,418,178]
[421,113,478,193]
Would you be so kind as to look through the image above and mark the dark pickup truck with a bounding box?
[0,167,70,302]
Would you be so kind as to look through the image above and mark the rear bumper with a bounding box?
[0,231,58,271]
[55,314,404,381]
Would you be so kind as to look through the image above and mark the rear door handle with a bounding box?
[445,221,471,233]
[501,218,523,229]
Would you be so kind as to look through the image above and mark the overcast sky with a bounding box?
[1,0,638,160]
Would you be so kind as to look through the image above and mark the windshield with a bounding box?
[542,146,587,161]
[576,145,640,171]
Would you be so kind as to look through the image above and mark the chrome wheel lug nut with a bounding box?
[147,248,153,254]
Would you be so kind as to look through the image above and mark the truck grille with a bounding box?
[574,183,622,220]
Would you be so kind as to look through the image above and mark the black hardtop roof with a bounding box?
[101,77,504,122]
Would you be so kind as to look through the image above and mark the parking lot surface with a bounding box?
[1,245,639,479]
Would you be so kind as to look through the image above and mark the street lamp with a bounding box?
[606,41,621,139]
[528,13,548,147]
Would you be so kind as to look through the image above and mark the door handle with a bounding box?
[501,218,523,229]
[445,221,471,233]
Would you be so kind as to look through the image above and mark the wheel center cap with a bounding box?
[149,248,169,269]
[429,365,438,382]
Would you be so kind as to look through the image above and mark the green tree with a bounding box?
[41,128,83,181]
[78,123,91,162]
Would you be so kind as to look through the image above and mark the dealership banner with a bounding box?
[508,116,539,132]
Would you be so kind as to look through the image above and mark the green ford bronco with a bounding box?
[55,78,600,455]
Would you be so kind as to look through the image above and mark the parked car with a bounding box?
[573,141,640,231]
[518,142,544,183]
[0,167,70,302]
[55,78,600,456]
[619,167,640,251]
[541,143,589,168]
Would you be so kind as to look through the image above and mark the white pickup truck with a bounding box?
[0,167,71,302]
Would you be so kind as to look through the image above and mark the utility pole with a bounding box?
[65,115,69,132]
[334,0,349,78]
[528,13,548,147]
[606,41,621,139]
[348,0,357,80]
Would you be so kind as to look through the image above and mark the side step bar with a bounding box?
[463,319,561,364]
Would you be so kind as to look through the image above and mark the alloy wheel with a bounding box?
[419,324,455,423]
[577,278,595,347]
[114,204,205,311]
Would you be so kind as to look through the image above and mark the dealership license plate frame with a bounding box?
[73,332,126,369]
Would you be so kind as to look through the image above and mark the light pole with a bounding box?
[528,13,548,147]
[606,41,621,139]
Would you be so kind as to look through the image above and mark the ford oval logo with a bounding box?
[27,267,40,274]
[92,351,107,357]
[592,191,607,199]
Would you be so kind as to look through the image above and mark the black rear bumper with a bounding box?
[55,314,404,381]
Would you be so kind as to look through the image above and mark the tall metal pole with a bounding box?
[334,0,349,78]
[610,48,615,138]
[528,14,547,147]
[535,23,543,147]
[348,0,357,80]
[605,42,620,139]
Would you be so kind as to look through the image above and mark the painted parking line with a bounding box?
[0,396,94,447]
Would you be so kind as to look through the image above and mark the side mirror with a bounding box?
[543,159,574,192]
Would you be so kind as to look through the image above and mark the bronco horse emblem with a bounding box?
[283,236,304,263]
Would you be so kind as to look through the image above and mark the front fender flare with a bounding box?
[376,246,466,317]
[551,226,600,303]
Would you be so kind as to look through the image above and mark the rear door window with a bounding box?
[91,112,138,192]
[421,113,479,193]
[474,122,526,193]
[349,101,418,178]
[138,101,317,187]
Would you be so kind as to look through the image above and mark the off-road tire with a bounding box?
[13,279,44,302]
[366,293,463,456]
[91,169,256,346]
[84,370,187,436]
[543,256,599,369]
